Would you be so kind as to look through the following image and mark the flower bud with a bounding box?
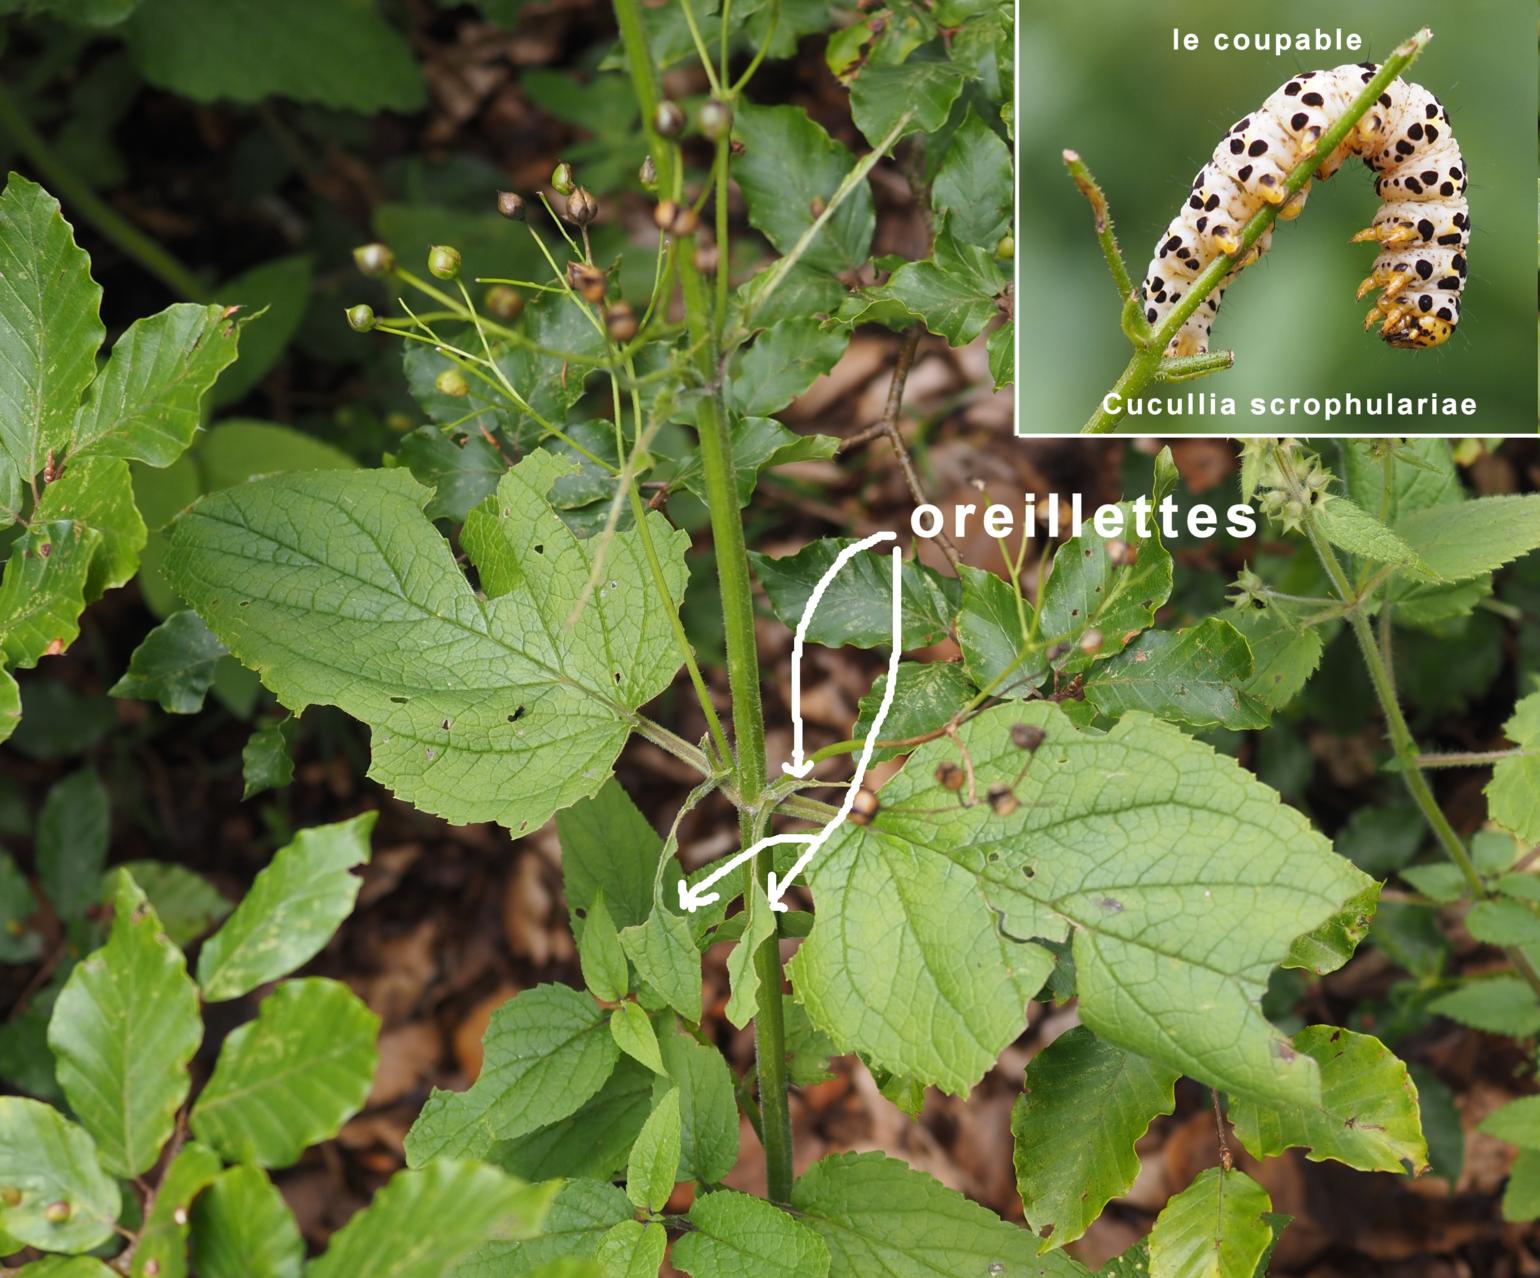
[551,162,575,196]
[699,98,733,140]
[653,200,699,236]
[849,788,880,826]
[566,261,607,303]
[435,368,470,398]
[639,155,658,192]
[604,301,638,343]
[1010,723,1046,752]
[44,1200,72,1224]
[345,304,376,333]
[427,245,461,280]
[484,285,524,321]
[565,187,599,227]
[995,234,1015,260]
[809,195,827,218]
[987,785,1019,817]
[654,100,685,138]
[352,242,395,276]
[934,761,964,790]
[496,190,526,220]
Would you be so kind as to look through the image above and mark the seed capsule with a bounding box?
[655,100,686,138]
[496,190,526,220]
[352,242,395,276]
[639,155,658,191]
[934,761,965,790]
[44,1200,72,1223]
[435,368,470,398]
[995,233,1015,260]
[483,285,524,321]
[699,98,733,140]
[987,785,1019,817]
[551,162,575,195]
[427,244,461,280]
[344,303,376,333]
[565,187,599,227]
[1010,723,1046,752]
[849,788,880,825]
[567,261,607,303]
[653,200,699,236]
[604,301,638,343]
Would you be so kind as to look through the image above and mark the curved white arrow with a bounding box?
[679,544,903,914]
[782,530,899,779]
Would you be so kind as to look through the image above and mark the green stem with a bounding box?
[1079,28,1430,434]
[613,0,792,1204]
[1286,451,1540,1000]
[0,80,210,301]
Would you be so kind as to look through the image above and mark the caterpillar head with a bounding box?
[1380,308,1455,349]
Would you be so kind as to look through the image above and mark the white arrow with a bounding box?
[768,545,902,911]
[676,544,904,915]
[782,530,899,779]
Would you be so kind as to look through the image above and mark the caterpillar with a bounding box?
[1139,62,1468,355]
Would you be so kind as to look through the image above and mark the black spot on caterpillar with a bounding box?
[1140,64,1467,354]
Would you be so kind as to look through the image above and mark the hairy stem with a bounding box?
[0,81,210,301]
[1079,28,1430,434]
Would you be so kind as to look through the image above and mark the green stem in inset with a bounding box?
[1078,28,1431,434]
[0,80,209,301]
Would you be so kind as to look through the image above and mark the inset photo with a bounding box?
[1014,0,1535,435]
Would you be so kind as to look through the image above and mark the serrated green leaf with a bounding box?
[619,904,702,1025]
[14,1259,118,1277]
[36,767,108,925]
[577,892,629,1003]
[732,104,874,275]
[308,1159,547,1278]
[626,1086,681,1212]
[1428,977,1540,1036]
[1148,1167,1271,1278]
[675,1190,832,1278]
[1503,1149,1540,1223]
[793,1151,1090,1278]
[933,109,1011,244]
[794,703,1369,1107]
[34,457,146,600]
[559,780,663,934]
[1284,881,1378,977]
[1488,691,1540,844]
[406,983,618,1164]
[849,50,964,145]
[242,716,296,799]
[988,320,1013,389]
[394,426,506,524]
[1407,1063,1463,1183]
[191,977,378,1166]
[0,1096,121,1254]
[1011,1026,1179,1252]
[0,666,18,745]
[0,173,103,523]
[0,520,100,669]
[1039,510,1173,671]
[1393,495,1540,582]
[196,812,374,1000]
[1230,1026,1427,1173]
[879,231,1008,346]
[123,0,424,111]
[595,1220,667,1278]
[0,848,41,962]
[852,662,975,761]
[728,322,849,418]
[656,1027,738,1186]
[750,538,959,649]
[130,1140,221,1278]
[48,868,201,1176]
[189,1163,304,1278]
[110,610,227,713]
[726,877,776,1030]
[609,1002,664,1075]
[1225,605,1323,711]
[1339,439,1459,520]
[70,303,244,466]
[167,456,688,832]
[210,255,312,408]
[1084,619,1270,730]
[956,564,1044,699]
[487,1057,652,1183]
[454,1178,630,1276]
[1315,497,1422,570]
[674,415,840,510]
[1467,898,1540,948]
